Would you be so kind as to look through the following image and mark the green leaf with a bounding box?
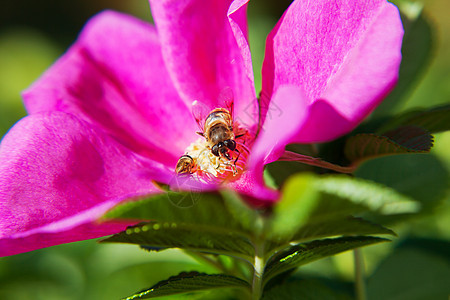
[273,173,420,222]
[292,217,395,241]
[266,173,401,242]
[373,3,433,116]
[264,174,413,254]
[377,104,450,134]
[263,278,352,300]
[103,192,271,262]
[103,193,253,259]
[268,174,320,239]
[265,217,395,257]
[101,221,254,262]
[123,272,250,299]
[220,190,264,235]
[355,154,449,213]
[367,243,450,300]
[104,192,244,231]
[344,130,432,164]
[315,175,421,216]
[263,236,388,287]
[382,126,433,150]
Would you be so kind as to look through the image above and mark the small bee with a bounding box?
[175,154,196,175]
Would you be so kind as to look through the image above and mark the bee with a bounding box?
[193,98,243,166]
[174,88,248,177]
[175,154,196,175]
[203,108,237,159]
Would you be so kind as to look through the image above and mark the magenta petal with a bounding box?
[262,0,403,142]
[235,85,309,204]
[0,220,133,257]
[149,0,259,132]
[249,85,309,168]
[23,11,198,166]
[228,171,279,205]
[0,112,169,257]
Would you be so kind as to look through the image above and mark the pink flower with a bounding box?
[0,0,403,257]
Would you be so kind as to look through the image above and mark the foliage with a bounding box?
[97,4,450,298]
[1,1,449,300]
[96,6,450,297]
[101,172,420,299]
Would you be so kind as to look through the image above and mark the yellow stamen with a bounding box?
[183,134,250,182]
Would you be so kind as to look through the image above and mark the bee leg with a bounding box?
[231,163,238,175]
[217,155,237,174]
[214,156,225,169]
[212,158,221,170]
[224,157,237,175]
[233,148,241,165]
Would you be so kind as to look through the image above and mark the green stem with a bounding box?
[185,251,251,285]
[229,257,252,281]
[184,251,226,273]
[252,241,265,300]
[354,249,367,300]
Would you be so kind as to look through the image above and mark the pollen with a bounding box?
[175,100,254,182]
[182,128,251,182]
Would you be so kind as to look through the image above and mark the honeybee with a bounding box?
[192,92,246,167]
[175,154,196,175]
[200,107,240,160]
[175,88,248,177]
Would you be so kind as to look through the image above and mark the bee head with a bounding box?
[223,139,236,151]
[211,144,220,157]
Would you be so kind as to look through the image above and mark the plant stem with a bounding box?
[279,151,356,173]
[354,249,367,300]
[184,251,226,273]
[252,241,265,300]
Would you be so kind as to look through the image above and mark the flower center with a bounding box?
[176,121,253,183]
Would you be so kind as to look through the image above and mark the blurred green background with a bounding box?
[0,0,449,299]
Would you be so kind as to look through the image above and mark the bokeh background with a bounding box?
[0,0,449,299]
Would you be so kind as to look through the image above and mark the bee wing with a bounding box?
[217,87,235,119]
[192,88,235,133]
[218,87,234,113]
[191,100,210,134]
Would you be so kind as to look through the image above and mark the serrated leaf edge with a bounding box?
[101,221,255,261]
[262,236,389,287]
[123,272,250,300]
[345,133,431,164]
